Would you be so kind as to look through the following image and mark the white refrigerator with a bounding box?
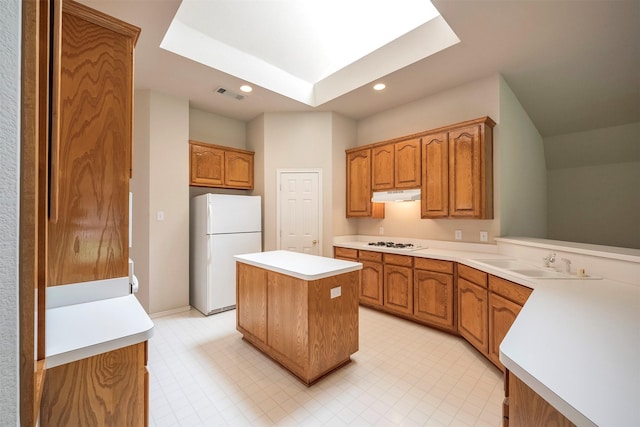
[190,194,262,315]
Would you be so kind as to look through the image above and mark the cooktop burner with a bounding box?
[368,241,415,249]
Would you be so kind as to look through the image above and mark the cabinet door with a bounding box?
[395,138,421,188]
[449,125,482,217]
[488,292,524,371]
[190,143,225,187]
[421,132,449,218]
[48,1,138,286]
[371,144,394,190]
[360,261,383,307]
[383,264,413,315]
[225,150,254,189]
[346,149,374,217]
[458,277,488,353]
[236,263,268,344]
[414,270,454,331]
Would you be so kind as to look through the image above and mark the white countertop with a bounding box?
[235,250,362,281]
[46,294,154,369]
[333,238,640,426]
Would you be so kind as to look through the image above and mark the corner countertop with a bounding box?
[46,294,154,369]
[235,250,362,281]
[333,237,640,426]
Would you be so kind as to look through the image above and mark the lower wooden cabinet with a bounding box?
[505,370,576,427]
[458,277,488,353]
[236,262,268,344]
[361,261,384,307]
[413,258,455,332]
[40,342,148,427]
[383,254,413,315]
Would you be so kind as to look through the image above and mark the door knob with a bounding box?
[312,240,318,245]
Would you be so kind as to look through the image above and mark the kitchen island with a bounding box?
[235,250,362,385]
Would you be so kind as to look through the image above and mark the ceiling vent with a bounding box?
[215,87,245,101]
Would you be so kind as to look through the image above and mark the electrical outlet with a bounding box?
[454,230,462,240]
[379,226,384,235]
[480,231,488,242]
[156,211,165,221]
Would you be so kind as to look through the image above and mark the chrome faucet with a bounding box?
[542,252,556,267]
[560,258,572,273]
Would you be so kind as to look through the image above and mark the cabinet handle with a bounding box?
[49,0,63,222]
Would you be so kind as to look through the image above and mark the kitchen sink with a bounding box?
[508,268,566,278]
[474,259,602,280]
[474,259,528,269]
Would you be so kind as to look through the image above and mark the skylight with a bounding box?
[160,0,459,106]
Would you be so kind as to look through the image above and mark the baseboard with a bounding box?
[150,305,191,319]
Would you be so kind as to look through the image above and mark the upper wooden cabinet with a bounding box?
[346,147,384,218]
[371,139,421,191]
[47,0,140,287]
[189,141,254,189]
[422,117,495,219]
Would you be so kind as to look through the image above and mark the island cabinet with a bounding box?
[421,117,495,219]
[235,252,361,385]
[413,258,456,332]
[372,139,421,191]
[383,254,414,315]
[457,264,489,354]
[47,0,140,287]
[40,342,149,427]
[488,276,532,371]
[346,147,385,218]
[504,370,576,427]
[189,140,254,189]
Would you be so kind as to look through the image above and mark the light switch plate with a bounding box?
[480,231,488,242]
[330,286,341,299]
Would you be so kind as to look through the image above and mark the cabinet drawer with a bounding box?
[334,247,358,259]
[489,275,532,306]
[359,250,383,262]
[458,264,488,288]
[414,257,453,274]
[383,253,413,267]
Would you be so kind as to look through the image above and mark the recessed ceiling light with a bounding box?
[373,83,386,91]
[240,85,253,93]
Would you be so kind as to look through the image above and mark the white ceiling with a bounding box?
[82,0,640,137]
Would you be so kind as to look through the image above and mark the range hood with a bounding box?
[371,189,421,203]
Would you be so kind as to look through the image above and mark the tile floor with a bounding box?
[149,306,504,426]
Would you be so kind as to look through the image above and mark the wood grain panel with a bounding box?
[48,2,139,286]
[414,270,455,330]
[394,138,421,188]
[383,264,413,315]
[489,275,532,306]
[488,292,524,371]
[414,257,453,274]
[358,250,382,262]
[360,261,383,306]
[236,263,268,344]
[308,272,359,379]
[190,143,224,186]
[383,253,413,267]
[421,132,449,218]
[267,271,309,372]
[225,150,254,189]
[457,278,488,353]
[372,143,394,190]
[346,148,373,217]
[40,343,146,427]
[458,264,488,288]
[509,373,576,427]
[334,247,358,259]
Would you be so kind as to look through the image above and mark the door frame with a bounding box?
[276,168,323,256]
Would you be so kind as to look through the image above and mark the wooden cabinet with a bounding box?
[236,262,359,385]
[383,254,413,315]
[189,141,254,189]
[40,342,148,427]
[488,276,532,371]
[359,250,384,307]
[395,138,421,189]
[372,144,394,190]
[346,147,384,218]
[413,258,455,332]
[422,117,495,219]
[372,139,421,191]
[457,265,489,353]
[506,370,576,427]
[47,0,140,287]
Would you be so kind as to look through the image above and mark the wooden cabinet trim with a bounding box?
[489,275,532,306]
[414,257,453,274]
[458,264,488,288]
[358,250,383,262]
[334,247,358,259]
[383,253,413,267]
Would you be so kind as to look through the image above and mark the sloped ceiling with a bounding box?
[81,0,639,137]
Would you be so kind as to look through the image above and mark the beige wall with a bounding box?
[331,113,359,238]
[132,89,190,315]
[545,122,640,248]
[354,75,502,243]
[498,76,547,238]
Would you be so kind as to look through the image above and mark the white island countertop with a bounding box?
[46,294,154,369]
[333,237,640,426]
[235,250,362,281]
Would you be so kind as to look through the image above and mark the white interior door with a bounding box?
[278,170,321,255]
